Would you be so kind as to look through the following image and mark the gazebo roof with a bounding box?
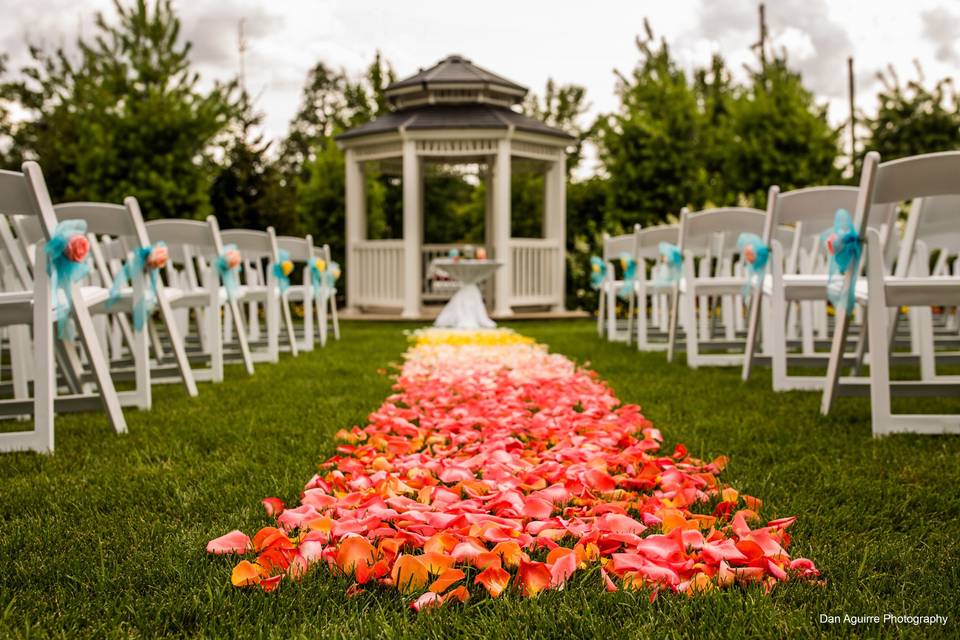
[337,54,573,143]
[337,104,574,141]
[385,54,527,100]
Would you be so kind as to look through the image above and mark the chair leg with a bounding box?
[34,267,55,452]
[820,304,855,416]
[317,295,328,347]
[741,291,763,381]
[301,289,315,352]
[667,286,680,363]
[228,299,255,375]
[71,288,127,433]
[330,295,340,340]
[281,297,298,357]
[157,287,198,397]
[865,233,892,436]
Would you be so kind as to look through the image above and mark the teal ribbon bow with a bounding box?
[309,258,325,299]
[216,244,242,302]
[325,261,341,290]
[822,209,862,313]
[45,220,91,339]
[736,233,770,301]
[589,256,606,290]
[272,249,293,294]
[107,243,166,331]
[617,252,637,300]
[655,242,682,286]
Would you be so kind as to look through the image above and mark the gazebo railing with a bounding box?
[351,239,562,311]
[353,240,404,308]
[509,238,563,307]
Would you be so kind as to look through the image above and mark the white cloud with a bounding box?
[1,0,958,169]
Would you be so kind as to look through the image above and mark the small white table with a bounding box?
[431,259,502,330]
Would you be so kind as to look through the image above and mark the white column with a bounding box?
[344,149,365,313]
[544,155,566,311]
[492,139,512,317]
[402,139,422,318]
[484,167,494,250]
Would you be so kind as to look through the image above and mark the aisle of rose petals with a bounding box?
[207,328,819,611]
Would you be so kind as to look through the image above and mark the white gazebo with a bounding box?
[336,54,573,318]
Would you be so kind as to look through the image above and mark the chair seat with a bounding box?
[689,276,748,294]
[883,276,960,306]
[773,274,868,302]
[0,286,110,325]
[218,285,252,304]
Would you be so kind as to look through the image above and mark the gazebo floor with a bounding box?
[338,307,589,322]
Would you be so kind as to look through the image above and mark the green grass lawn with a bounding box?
[2,320,959,639]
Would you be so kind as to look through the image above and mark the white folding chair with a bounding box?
[0,162,127,453]
[314,243,340,342]
[277,234,327,351]
[597,226,639,343]
[742,186,862,389]
[145,216,255,381]
[821,150,960,434]
[52,199,199,406]
[633,224,679,351]
[666,207,766,367]
[220,228,296,362]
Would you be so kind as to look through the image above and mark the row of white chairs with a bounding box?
[595,150,960,437]
[0,161,340,454]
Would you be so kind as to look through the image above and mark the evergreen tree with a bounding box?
[865,65,960,161]
[724,56,841,208]
[210,92,297,234]
[596,21,708,226]
[6,0,238,218]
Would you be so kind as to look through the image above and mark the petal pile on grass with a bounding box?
[208,328,819,608]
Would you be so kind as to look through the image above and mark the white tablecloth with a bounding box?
[431,259,502,330]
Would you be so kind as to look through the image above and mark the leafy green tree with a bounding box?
[523,79,590,173]
[510,79,590,238]
[6,0,237,218]
[285,53,397,259]
[596,21,708,226]
[724,56,841,207]
[865,66,960,161]
[0,56,14,169]
[210,92,297,234]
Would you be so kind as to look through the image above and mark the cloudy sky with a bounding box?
[2,0,959,173]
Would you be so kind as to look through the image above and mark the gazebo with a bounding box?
[336,54,573,318]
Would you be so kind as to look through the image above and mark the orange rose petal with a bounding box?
[230,560,262,587]
[475,565,511,598]
[391,554,430,594]
[516,559,552,597]
[429,568,466,594]
[336,536,376,575]
[420,552,455,575]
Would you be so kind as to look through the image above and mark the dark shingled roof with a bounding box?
[336,104,574,141]
[386,54,526,95]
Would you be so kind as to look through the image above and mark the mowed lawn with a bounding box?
[1,320,959,639]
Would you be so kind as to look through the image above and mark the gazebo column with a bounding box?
[344,149,365,313]
[401,139,422,318]
[492,139,513,317]
[544,155,567,311]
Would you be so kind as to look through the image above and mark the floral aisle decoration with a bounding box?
[207,328,819,609]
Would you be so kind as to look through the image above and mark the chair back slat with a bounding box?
[276,235,313,262]
[0,170,39,218]
[602,232,636,261]
[683,208,766,241]
[145,219,217,252]
[220,229,275,258]
[872,151,960,205]
[53,202,138,239]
